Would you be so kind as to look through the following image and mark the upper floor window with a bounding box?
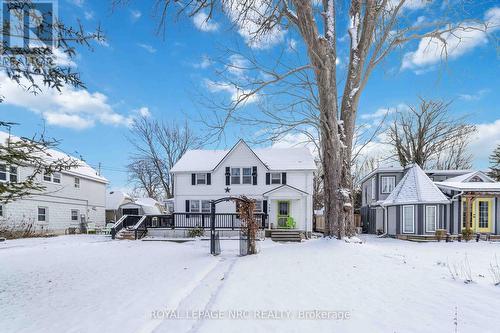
[74,177,80,189]
[242,168,252,184]
[231,168,241,184]
[43,172,62,184]
[196,173,206,185]
[0,164,18,183]
[381,176,396,194]
[271,173,281,184]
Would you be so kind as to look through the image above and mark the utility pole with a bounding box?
[98,162,101,176]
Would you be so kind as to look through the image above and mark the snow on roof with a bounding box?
[0,131,107,183]
[120,197,163,215]
[442,171,493,183]
[382,164,449,206]
[106,191,133,210]
[435,182,500,192]
[170,142,316,172]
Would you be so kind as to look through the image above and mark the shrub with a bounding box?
[447,254,473,284]
[188,227,205,238]
[462,228,474,242]
[435,229,446,242]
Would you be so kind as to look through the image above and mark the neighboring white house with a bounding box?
[170,140,316,233]
[0,131,108,234]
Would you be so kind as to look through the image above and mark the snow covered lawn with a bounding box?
[2,235,500,333]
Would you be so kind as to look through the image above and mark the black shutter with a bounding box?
[185,200,190,212]
[252,166,257,185]
[206,173,211,185]
[191,174,196,185]
[263,200,268,214]
[282,172,287,185]
[225,167,230,185]
[266,173,270,185]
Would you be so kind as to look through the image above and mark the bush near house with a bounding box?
[462,228,474,242]
[188,227,205,238]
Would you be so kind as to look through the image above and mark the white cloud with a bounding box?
[71,0,85,7]
[130,10,142,22]
[192,12,219,32]
[0,73,138,130]
[224,0,286,49]
[204,79,259,106]
[135,107,151,118]
[388,0,428,11]
[137,43,157,53]
[287,38,297,52]
[271,132,319,158]
[402,7,500,71]
[469,119,500,168]
[192,55,212,69]
[84,11,94,20]
[360,104,408,121]
[226,54,250,78]
[52,48,77,67]
[458,88,490,101]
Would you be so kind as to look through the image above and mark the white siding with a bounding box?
[0,165,106,233]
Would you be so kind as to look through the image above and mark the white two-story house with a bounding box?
[0,131,108,235]
[170,140,316,234]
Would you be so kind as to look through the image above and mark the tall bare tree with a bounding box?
[115,0,495,238]
[386,98,476,169]
[128,117,202,198]
[127,158,162,200]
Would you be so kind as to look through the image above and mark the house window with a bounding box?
[254,200,263,213]
[462,201,473,228]
[479,201,489,228]
[271,173,281,184]
[71,210,79,222]
[53,173,61,184]
[201,200,211,213]
[402,205,414,233]
[231,168,241,184]
[371,178,376,200]
[242,168,252,184]
[74,177,80,189]
[38,207,47,222]
[0,165,18,182]
[381,176,395,194]
[190,200,200,213]
[0,165,6,181]
[43,172,52,182]
[425,206,437,233]
[196,173,207,185]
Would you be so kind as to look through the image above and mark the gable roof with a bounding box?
[442,171,494,183]
[262,184,309,196]
[106,191,133,210]
[435,182,500,192]
[0,131,107,183]
[382,164,449,206]
[170,140,316,172]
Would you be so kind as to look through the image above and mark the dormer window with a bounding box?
[196,173,206,185]
[242,168,252,184]
[381,176,396,194]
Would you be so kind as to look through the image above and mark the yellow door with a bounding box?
[476,198,493,233]
[462,198,493,233]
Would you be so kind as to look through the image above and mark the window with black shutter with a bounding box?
[266,173,270,185]
[252,166,257,185]
[206,173,211,185]
[282,172,287,184]
[225,167,230,185]
[191,174,196,185]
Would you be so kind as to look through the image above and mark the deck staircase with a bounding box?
[270,230,303,242]
[115,228,138,240]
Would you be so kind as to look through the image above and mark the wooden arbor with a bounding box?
[209,196,258,255]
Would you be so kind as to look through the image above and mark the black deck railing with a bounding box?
[144,213,267,230]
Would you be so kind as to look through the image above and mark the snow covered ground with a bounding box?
[2,235,500,333]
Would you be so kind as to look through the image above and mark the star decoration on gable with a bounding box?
[225,187,231,193]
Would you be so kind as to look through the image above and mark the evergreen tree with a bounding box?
[0,122,79,203]
[489,145,500,181]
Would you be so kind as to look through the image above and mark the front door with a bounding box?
[462,198,493,233]
[277,201,290,228]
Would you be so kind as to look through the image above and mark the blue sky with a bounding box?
[1,0,499,191]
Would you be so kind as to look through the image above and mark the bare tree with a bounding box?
[127,158,162,200]
[386,98,476,169]
[128,117,202,198]
[114,0,495,238]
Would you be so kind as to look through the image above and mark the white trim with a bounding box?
[425,205,437,233]
[402,205,415,234]
[371,177,376,200]
[195,173,207,185]
[38,206,48,223]
[380,176,396,194]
